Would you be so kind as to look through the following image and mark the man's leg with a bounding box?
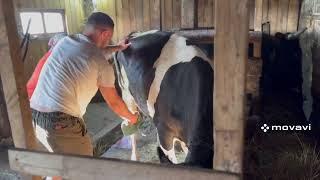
[45,117,93,156]
[32,111,93,180]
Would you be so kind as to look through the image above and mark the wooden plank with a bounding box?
[262,0,270,23]
[116,0,130,38]
[214,0,249,174]
[172,0,181,29]
[287,0,300,32]
[162,0,173,30]
[143,0,151,30]
[199,0,214,27]
[109,0,118,42]
[160,0,165,30]
[0,1,40,179]
[204,0,215,27]
[269,0,279,34]
[9,149,240,180]
[150,0,161,29]
[135,0,144,31]
[122,0,131,36]
[116,0,124,39]
[129,0,137,31]
[279,0,289,32]
[255,0,263,31]
[181,0,195,28]
[198,0,205,27]
[249,0,255,30]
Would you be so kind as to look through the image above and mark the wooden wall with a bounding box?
[95,0,301,42]
[255,0,301,33]
[13,0,85,78]
[95,0,161,42]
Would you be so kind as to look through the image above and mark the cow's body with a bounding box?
[114,30,214,168]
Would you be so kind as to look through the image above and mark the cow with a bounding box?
[113,30,214,168]
[260,28,308,125]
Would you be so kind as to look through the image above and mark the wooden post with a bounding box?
[0,76,11,138]
[214,0,249,174]
[0,0,37,149]
[0,1,40,179]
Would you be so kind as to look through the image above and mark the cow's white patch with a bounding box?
[118,65,138,114]
[160,144,178,164]
[147,34,212,117]
[157,134,189,164]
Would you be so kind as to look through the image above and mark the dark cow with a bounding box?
[113,30,214,168]
[260,28,307,124]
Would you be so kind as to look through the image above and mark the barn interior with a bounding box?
[1,0,320,179]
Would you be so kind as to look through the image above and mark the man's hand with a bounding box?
[129,112,139,125]
[117,37,131,51]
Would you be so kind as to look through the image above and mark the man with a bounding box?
[26,33,67,99]
[30,12,138,156]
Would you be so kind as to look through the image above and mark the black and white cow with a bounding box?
[261,28,307,124]
[113,30,214,168]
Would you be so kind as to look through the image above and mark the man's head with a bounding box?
[83,12,114,48]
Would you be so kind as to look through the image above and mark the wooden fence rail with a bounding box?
[9,149,240,180]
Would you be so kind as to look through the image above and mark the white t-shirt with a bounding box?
[30,34,115,118]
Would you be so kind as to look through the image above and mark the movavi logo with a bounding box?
[261,124,311,133]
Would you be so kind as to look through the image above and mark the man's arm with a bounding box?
[104,38,131,54]
[99,86,138,124]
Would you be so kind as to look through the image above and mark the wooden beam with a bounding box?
[0,1,40,179]
[174,29,262,43]
[0,0,37,150]
[214,0,249,174]
[9,149,240,180]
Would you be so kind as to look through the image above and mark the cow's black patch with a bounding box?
[115,31,172,115]
[154,57,213,168]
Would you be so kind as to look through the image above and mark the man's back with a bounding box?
[30,34,115,118]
